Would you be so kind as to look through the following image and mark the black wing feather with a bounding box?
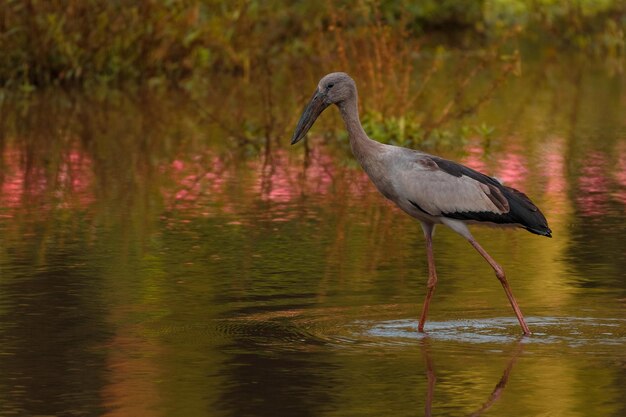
[431,156,552,237]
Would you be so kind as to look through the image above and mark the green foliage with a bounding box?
[0,0,624,149]
[485,0,626,54]
[361,111,423,147]
[0,0,624,88]
[353,111,494,150]
[0,0,216,87]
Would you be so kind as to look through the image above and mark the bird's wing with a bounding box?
[396,155,510,217]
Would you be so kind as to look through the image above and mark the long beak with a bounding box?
[290,90,330,145]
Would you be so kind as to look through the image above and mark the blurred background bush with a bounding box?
[0,0,623,89]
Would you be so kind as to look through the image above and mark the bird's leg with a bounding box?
[468,340,523,417]
[420,338,436,417]
[418,223,437,332]
[467,238,532,335]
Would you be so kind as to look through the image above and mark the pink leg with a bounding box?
[420,340,436,417]
[468,341,523,417]
[418,223,437,332]
[467,238,532,335]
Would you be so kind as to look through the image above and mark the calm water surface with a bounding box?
[0,60,625,416]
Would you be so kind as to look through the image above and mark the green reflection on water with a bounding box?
[0,56,625,417]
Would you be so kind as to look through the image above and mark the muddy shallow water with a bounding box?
[1,57,625,416]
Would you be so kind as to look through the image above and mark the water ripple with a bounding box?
[363,316,626,349]
[145,314,626,356]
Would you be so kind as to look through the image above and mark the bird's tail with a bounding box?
[525,225,552,238]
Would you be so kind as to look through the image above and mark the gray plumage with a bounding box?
[291,72,551,335]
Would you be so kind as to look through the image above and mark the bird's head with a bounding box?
[291,72,356,145]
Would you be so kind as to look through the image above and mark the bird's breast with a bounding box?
[359,159,398,201]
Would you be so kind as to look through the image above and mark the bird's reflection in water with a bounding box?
[420,338,523,417]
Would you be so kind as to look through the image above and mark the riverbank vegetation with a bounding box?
[1,1,624,147]
[1,1,623,88]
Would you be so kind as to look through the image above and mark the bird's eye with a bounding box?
[327,83,334,89]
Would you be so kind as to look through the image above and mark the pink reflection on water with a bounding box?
[302,147,373,199]
[494,144,529,190]
[57,150,95,207]
[538,137,568,217]
[254,147,373,205]
[166,154,234,214]
[613,143,626,205]
[253,147,370,222]
[464,138,570,217]
[542,138,567,195]
[1,148,26,207]
[462,142,488,173]
[255,149,307,204]
[164,145,374,222]
[0,146,94,211]
[462,141,532,191]
[576,151,610,217]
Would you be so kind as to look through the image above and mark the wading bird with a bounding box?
[291,72,551,335]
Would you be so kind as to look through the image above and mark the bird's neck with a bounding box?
[338,97,383,164]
